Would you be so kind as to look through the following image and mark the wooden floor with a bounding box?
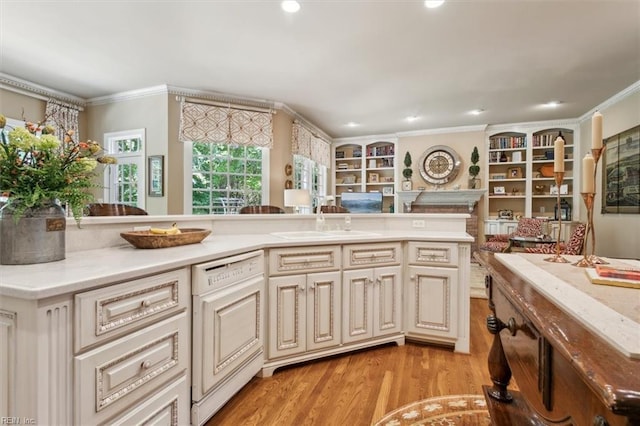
[206,298,494,426]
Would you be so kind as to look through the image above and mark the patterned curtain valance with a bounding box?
[291,122,331,167]
[179,100,273,148]
[45,99,79,141]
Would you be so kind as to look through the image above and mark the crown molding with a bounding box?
[86,85,170,105]
[334,133,399,143]
[0,73,86,108]
[486,118,580,134]
[577,79,640,123]
[396,124,487,138]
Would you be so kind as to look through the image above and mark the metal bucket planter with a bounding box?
[0,201,66,265]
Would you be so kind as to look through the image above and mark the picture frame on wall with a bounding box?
[148,155,164,197]
[602,124,640,214]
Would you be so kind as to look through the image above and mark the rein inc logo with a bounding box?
[1,418,36,425]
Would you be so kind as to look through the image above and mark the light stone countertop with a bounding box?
[0,230,473,300]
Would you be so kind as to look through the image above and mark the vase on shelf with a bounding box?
[0,200,66,265]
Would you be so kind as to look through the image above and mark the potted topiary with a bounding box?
[402,151,413,191]
[468,146,480,189]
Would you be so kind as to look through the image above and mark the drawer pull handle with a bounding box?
[141,360,152,370]
[141,299,152,308]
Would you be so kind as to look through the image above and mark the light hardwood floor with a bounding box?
[206,298,494,426]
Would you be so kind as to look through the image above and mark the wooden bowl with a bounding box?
[120,228,211,249]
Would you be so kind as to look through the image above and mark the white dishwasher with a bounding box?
[191,250,265,426]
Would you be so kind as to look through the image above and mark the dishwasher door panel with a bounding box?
[192,275,264,400]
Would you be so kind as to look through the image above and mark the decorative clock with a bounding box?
[418,145,461,185]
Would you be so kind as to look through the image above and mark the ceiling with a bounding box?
[1,1,639,139]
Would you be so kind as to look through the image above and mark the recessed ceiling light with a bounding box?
[405,115,420,122]
[424,0,445,8]
[345,122,360,128]
[469,109,484,115]
[543,101,561,108]
[281,1,300,13]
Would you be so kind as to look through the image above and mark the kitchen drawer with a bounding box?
[75,268,190,352]
[74,312,189,425]
[342,242,402,269]
[407,241,458,267]
[108,374,190,426]
[269,245,340,275]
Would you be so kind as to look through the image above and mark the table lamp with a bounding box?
[284,189,311,214]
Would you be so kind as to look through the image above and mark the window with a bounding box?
[294,154,327,213]
[187,142,270,214]
[103,129,145,208]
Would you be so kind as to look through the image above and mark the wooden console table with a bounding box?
[474,251,640,425]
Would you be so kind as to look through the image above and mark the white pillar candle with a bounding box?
[583,153,595,193]
[592,111,603,149]
[554,136,565,172]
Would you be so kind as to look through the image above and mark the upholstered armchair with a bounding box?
[525,223,587,255]
[480,217,547,253]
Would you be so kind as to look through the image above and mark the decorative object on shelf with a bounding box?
[576,111,611,267]
[534,185,546,195]
[512,151,522,162]
[539,164,555,177]
[418,145,461,185]
[498,209,514,220]
[369,173,379,183]
[499,151,508,162]
[285,179,293,189]
[284,163,292,176]
[493,186,506,195]
[554,198,571,220]
[382,186,394,195]
[490,172,506,180]
[0,113,116,265]
[468,146,481,189]
[550,184,569,195]
[507,167,522,179]
[402,151,413,191]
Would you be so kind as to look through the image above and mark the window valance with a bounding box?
[291,122,330,167]
[45,99,79,141]
[179,100,273,148]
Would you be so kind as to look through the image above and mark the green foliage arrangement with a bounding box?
[469,146,480,178]
[403,151,413,180]
[0,113,116,221]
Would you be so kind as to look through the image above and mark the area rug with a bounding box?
[373,394,491,426]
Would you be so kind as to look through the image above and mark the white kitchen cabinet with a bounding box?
[341,242,403,344]
[342,265,402,344]
[405,241,469,353]
[268,270,341,358]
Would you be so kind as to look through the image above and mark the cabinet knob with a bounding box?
[410,275,416,281]
[141,360,151,369]
[309,283,316,290]
[298,285,305,293]
[375,277,382,285]
[141,299,151,308]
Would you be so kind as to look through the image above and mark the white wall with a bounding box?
[580,86,640,259]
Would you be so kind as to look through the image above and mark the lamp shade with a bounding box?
[284,189,311,208]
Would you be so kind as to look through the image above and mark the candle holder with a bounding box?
[545,172,570,263]
[587,146,609,265]
[574,192,595,267]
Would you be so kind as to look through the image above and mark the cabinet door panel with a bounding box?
[268,275,306,358]
[374,266,402,337]
[342,269,373,344]
[407,266,458,339]
[306,271,341,351]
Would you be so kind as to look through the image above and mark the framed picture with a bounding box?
[382,186,394,195]
[369,173,379,183]
[602,124,639,214]
[493,186,506,195]
[507,167,523,179]
[148,155,164,197]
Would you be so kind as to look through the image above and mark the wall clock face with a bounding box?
[418,145,461,185]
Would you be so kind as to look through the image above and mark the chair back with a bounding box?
[320,205,350,214]
[564,223,587,255]
[86,203,148,216]
[238,205,285,214]
[512,218,545,237]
